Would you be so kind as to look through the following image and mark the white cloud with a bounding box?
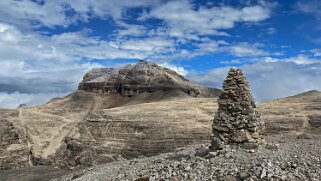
[0,61,102,109]
[159,62,188,76]
[188,55,321,102]
[0,26,105,108]
[0,22,178,62]
[295,0,321,19]
[142,0,272,39]
[0,92,67,109]
[229,42,268,57]
[120,37,175,52]
[267,27,277,35]
[310,49,321,56]
[0,0,161,28]
[0,1,275,62]
[240,5,271,21]
[283,54,319,65]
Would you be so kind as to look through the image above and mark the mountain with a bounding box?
[78,60,220,98]
[0,61,220,170]
[0,63,321,180]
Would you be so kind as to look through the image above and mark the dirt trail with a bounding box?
[18,109,33,166]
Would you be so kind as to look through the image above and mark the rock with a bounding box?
[297,133,312,139]
[211,68,264,150]
[0,116,29,170]
[207,151,218,158]
[78,61,220,98]
[260,168,267,179]
[135,176,149,181]
[238,171,249,180]
[242,142,259,150]
[307,115,321,128]
[265,143,279,150]
[232,130,251,143]
[17,104,27,108]
[194,146,209,157]
[210,137,224,150]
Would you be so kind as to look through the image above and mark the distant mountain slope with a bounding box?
[259,90,321,134]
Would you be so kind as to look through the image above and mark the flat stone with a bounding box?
[232,130,252,143]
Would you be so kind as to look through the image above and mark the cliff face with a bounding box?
[78,61,220,97]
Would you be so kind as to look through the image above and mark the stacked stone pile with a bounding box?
[211,68,264,150]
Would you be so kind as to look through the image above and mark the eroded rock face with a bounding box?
[0,110,29,170]
[210,68,264,150]
[78,61,220,98]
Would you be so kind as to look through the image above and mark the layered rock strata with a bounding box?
[78,61,220,98]
[210,68,264,150]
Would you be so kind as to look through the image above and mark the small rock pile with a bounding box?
[211,68,264,150]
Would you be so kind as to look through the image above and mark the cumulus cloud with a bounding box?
[229,42,268,57]
[159,62,188,76]
[0,61,102,109]
[310,49,321,56]
[0,27,104,109]
[188,55,321,103]
[0,1,277,108]
[141,0,272,38]
[0,92,67,109]
[0,0,160,28]
[0,1,274,61]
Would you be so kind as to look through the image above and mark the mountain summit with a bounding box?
[78,61,220,97]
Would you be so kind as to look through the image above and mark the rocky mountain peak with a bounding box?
[78,61,220,97]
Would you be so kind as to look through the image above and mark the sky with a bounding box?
[0,0,321,108]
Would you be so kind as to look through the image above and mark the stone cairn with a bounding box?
[210,68,264,150]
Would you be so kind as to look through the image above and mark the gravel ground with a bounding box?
[53,134,321,181]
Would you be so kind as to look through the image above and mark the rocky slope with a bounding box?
[259,90,321,134]
[53,134,321,181]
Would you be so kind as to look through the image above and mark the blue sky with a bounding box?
[0,0,321,108]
